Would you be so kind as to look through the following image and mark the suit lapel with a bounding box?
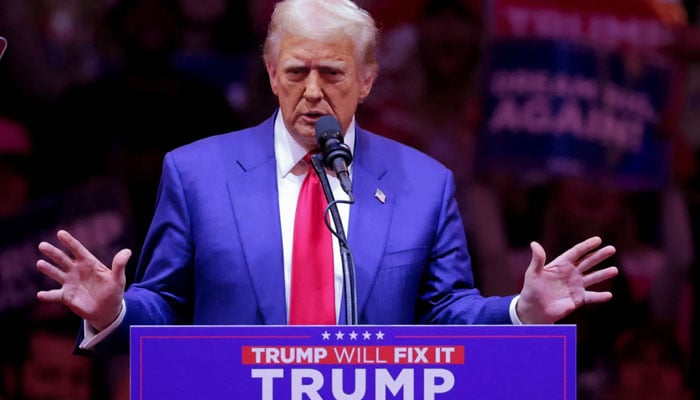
[348,128,393,320]
[226,117,287,324]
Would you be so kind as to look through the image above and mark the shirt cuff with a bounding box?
[509,295,523,325]
[78,299,127,349]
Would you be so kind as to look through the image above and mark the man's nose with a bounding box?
[303,71,323,101]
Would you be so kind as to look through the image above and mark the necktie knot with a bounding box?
[303,150,322,166]
[303,153,313,164]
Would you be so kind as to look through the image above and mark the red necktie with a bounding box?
[289,153,335,324]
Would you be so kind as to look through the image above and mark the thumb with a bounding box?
[528,241,546,273]
[111,248,132,282]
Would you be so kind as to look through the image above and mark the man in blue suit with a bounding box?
[35,0,618,354]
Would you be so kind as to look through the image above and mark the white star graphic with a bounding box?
[362,330,372,340]
[322,331,331,340]
[375,331,385,340]
[349,331,358,340]
[335,331,345,340]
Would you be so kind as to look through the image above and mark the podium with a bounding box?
[130,324,576,399]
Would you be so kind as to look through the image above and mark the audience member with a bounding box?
[1,307,102,400]
[0,115,32,218]
[361,0,483,183]
[0,0,111,102]
[41,0,242,253]
[239,0,290,126]
[172,0,256,112]
[603,323,693,400]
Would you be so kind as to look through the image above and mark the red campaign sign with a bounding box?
[241,345,465,365]
[490,0,685,52]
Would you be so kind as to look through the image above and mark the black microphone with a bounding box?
[315,115,353,196]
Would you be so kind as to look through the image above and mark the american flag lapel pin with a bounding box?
[374,188,386,204]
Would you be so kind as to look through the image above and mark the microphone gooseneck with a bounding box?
[312,115,358,325]
[315,115,353,198]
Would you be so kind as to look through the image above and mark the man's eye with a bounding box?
[287,67,306,75]
[322,69,345,81]
[285,69,306,81]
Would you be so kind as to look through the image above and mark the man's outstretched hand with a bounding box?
[516,236,618,324]
[36,230,130,331]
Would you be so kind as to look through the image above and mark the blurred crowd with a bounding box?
[0,0,698,399]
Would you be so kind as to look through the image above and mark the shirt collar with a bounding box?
[274,109,356,178]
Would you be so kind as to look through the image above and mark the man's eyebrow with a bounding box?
[280,59,348,70]
[317,60,348,70]
[281,59,307,69]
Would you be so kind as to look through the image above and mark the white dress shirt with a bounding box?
[273,111,353,322]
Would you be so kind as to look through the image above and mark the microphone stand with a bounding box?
[310,154,358,325]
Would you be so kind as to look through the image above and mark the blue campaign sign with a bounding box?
[131,324,576,400]
[477,37,671,190]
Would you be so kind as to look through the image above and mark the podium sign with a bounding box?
[131,325,576,399]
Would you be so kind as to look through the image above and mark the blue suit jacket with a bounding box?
[96,113,514,353]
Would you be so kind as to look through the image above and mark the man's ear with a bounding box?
[358,68,377,104]
[264,57,280,97]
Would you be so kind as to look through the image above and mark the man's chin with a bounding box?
[290,127,319,149]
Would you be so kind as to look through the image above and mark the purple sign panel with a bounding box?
[131,325,576,399]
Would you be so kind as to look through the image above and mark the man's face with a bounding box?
[20,333,93,400]
[266,34,375,150]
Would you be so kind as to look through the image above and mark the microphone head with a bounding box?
[315,115,342,143]
[314,115,352,167]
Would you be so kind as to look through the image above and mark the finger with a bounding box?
[583,291,613,304]
[528,241,547,272]
[582,266,619,288]
[36,259,67,284]
[57,229,96,261]
[577,245,617,273]
[38,241,75,269]
[111,248,132,280]
[37,289,64,303]
[553,236,603,264]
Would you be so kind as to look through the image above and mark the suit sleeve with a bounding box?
[416,167,515,324]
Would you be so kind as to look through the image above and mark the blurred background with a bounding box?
[0,0,697,399]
